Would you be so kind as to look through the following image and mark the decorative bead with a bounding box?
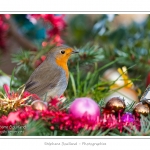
[31,100,47,111]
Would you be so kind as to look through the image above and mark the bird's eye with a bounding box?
[61,51,65,54]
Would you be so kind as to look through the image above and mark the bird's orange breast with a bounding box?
[55,57,69,80]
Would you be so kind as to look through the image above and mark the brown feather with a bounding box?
[25,60,62,97]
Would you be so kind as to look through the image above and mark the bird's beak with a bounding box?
[72,50,79,54]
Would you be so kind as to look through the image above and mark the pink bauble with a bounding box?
[69,97,100,121]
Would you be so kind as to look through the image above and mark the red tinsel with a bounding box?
[0,84,141,135]
[0,104,140,134]
[3,84,40,100]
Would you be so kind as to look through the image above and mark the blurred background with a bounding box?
[0,14,148,74]
[1,14,150,104]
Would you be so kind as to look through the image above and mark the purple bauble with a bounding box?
[69,97,100,121]
[121,112,134,123]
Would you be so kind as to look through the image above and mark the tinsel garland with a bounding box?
[0,84,142,135]
[0,105,141,135]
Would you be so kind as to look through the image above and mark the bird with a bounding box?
[25,46,79,101]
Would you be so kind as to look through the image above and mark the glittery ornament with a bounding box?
[133,102,149,116]
[121,112,134,123]
[69,97,100,121]
[31,100,47,111]
[0,84,32,112]
[103,68,125,86]
[105,97,126,113]
[103,67,139,105]
[103,67,134,88]
[105,87,139,105]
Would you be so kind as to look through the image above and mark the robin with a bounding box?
[25,46,79,101]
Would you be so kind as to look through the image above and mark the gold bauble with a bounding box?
[31,100,47,111]
[106,97,126,113]
[105,87,139,105]
[133,102,149,116]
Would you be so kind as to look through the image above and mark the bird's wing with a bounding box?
[25,61,62,97]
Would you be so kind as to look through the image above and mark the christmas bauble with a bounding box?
[31,100,47,111]
[105,97,126,113]
[121,112,134,123]
[103,68,124,86]
[69,97,100,121]
[105,87,139,105]
[133,102,149,116]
